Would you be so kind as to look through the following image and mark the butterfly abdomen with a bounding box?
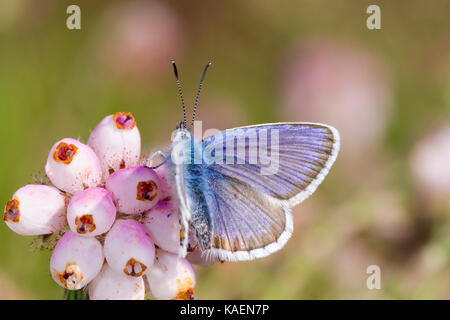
[184,162,213,249]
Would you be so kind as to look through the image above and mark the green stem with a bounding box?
[63,288,89,300]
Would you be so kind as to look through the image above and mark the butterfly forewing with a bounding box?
[202,122,340,206]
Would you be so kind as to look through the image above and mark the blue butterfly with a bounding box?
[148,61,340,262]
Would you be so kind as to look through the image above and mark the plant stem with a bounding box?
[63,288,89,300]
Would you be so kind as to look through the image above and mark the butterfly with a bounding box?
[148,61,340,262]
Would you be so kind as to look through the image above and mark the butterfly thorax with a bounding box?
[168,128,213,250]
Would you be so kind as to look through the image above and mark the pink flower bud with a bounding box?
[104,219,155,277]
[186,236,219,266]
[142,200,181,255]
[89,264,145,300]
[88,112,141,178]
[50,231,104,290]
[100,1,182,84]
[105,166,161,214]
[153,163,174,200]
[146,249,195,300]
[45,138,102,194]
[409,125,450,203]
[3,184,66,236]
[67,187,116,237]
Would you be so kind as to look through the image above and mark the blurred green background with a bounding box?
[1,0,449,299]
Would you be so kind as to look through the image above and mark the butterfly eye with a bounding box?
[176,121,185,130]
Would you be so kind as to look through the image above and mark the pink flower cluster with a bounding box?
[3,112,205,300]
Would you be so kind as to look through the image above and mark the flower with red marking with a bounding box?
[3,185,66,236]
[45,138,102,194]
[67,187,116,237]
[89,264,145,300]
[146,249,196,300]
[105,166,161,214]
[88,112,141,178]
[104,219,155,277]
[50,231,104,290]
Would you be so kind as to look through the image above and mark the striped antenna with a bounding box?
[171,60,187,128]
[190,61,212,129]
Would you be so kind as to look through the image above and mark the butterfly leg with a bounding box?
[146,150,169,169]
[148,150,168,160]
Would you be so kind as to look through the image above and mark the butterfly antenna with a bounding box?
[171,60,187,128]
[190,61,212,129]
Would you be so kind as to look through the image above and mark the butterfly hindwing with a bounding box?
[198,171,293,261]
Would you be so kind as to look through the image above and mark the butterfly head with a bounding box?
[170,126,192,165]
[171,126,191,143]
[176,121,186,130]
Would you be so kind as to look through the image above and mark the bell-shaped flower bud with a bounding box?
[50,231,104,290]
[146,249,196,300]
[142,200,182,255]
[88,112,141,179]
[89,263,145,300]
[153,163,174,200]
[104,219,155,277]
[45,138,102,194]
[409,125,450,204]
[4,184,66,236]
[105,166,161,214]
[67,187,116,237]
